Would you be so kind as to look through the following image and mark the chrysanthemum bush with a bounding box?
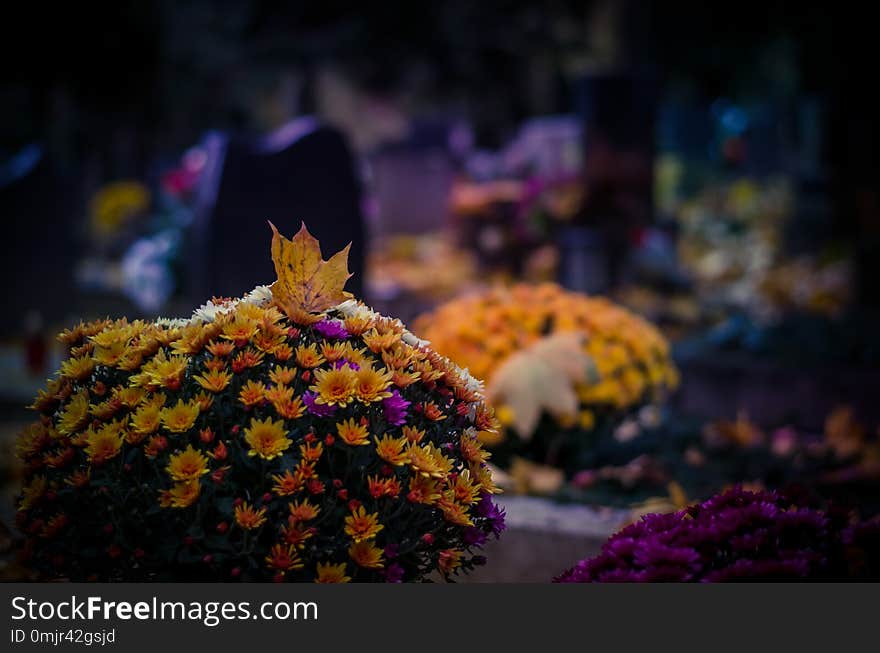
[555,487,880,582]
[15,224,505,582]
[414,284,678,472]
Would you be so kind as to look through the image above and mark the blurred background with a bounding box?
[2,1,879,578]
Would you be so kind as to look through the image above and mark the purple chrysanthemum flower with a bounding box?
[463,527,488,547]
[384,562,404,583]
[313,319,349,340]
[302,391,337,418]
[333,358,360,371]
[475,492,506,537]
[382,390,410,426]
[555,487,880,582]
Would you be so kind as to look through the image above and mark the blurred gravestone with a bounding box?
[0,147,80,337]
[369,121,455,237]
[188,118,365,301]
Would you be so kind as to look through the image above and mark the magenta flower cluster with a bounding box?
[556,487,880,582]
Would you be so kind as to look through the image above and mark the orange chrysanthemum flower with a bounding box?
[194,369,232,393]
[367,475,401,499]
[234,501,267,530]
[265,544,303,572]
[205,340,235,357]
[288,498,321,523]
[272,469,306,496]
[64,469,90,489]
[281,522,316,547]
[422,401,445,421]
[274,397,305,420]
[348,541,384,569]
[166,445,210,482]
[160,399,200,433]
[299,441,323,463]
[438,548,463,574]
[193,391,213,412]
[459,431,491,465]
[269,365,297,386]
[144,435,169,459]
[362,328,402,353]
[344,506,384,542]
[336,418,369,446]
[238,380,267,407]
[243,416,291,460]
[407,475,441,505]
[374,434,408,466]
[402,426,425,444]
[294,344,324,369]
[232,349,264,373]
[315,561,351,583]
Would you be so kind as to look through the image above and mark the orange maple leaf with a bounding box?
[269,222,353,324]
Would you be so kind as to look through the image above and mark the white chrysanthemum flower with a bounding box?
[334,298,380,323]
[242,284,273,306]
[334,299,360,316]
[462,369,485,394]
[401,331,430,348]
[191,300,234,324]
[155,317,189,328]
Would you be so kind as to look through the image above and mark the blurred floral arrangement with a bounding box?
[88,181,152,239]
[449,116,585,283]
[562,405,880,519]
[15,224,504,582]
[674,176,851,321]
[414,283,678,484]
[366,232,480,303]
[76,147,207,313]
[555,486,880,581]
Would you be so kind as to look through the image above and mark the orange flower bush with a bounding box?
[15,224,504,582]
[414,284,678,472]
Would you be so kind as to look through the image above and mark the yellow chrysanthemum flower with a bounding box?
[85,425,124,464]
[354,365,394,403]
[57,391,90,435]
[310,366,356,406]
[160,399,200,433]
[344,506,384,542]
[166,445,210,482]
[348,541,384,569]
[160,480,201,508]
[336,418,369,446]
[244,416,291,460]
[315,562,351,583]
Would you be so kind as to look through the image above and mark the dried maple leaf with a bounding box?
[269,222,352,324]
[488,332,596,439]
